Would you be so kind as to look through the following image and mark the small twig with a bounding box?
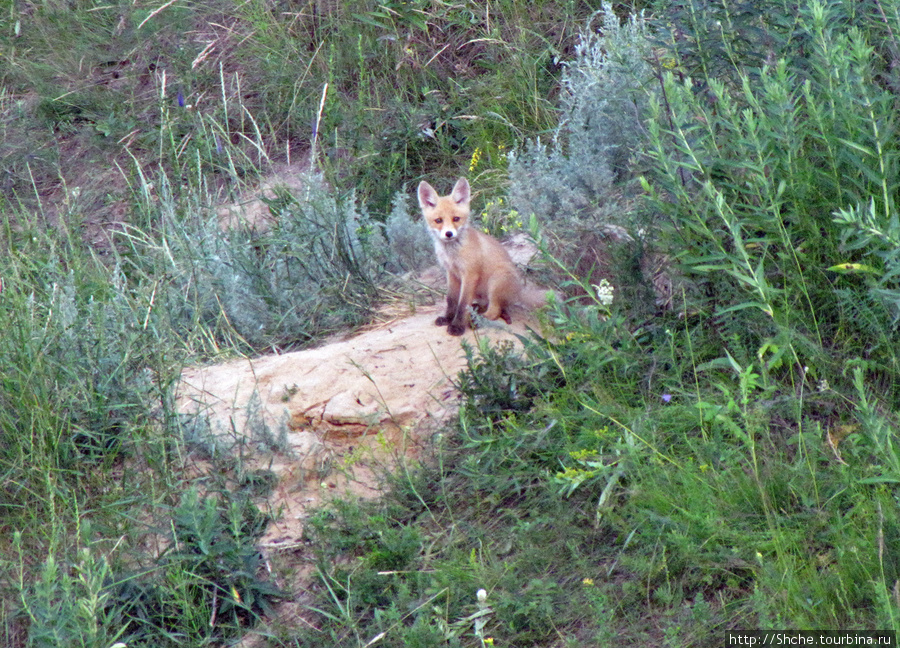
[137,0,180,30]
[310,82,329,170]
[209,589,218,628]
[874,0,900,58]
[424,43,451,68]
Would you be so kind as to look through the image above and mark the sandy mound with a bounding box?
[177,304,530,548]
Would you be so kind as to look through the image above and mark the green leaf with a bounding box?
[827,262,880,274]
[856,475,900,485]
[716,301,775,317]
[836,137,876,157]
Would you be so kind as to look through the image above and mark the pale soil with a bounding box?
[175,300,534,642]
[177,304,531,543]
[178,306,525,546]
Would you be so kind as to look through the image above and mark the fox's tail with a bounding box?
[517,282,561,311]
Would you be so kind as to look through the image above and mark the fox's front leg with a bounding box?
[446,277,475,336]
[436,272,461,327]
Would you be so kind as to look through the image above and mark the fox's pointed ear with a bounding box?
[451,177,470,205]
[417,181,438,209]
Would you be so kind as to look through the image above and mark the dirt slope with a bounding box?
[177,304,531,549]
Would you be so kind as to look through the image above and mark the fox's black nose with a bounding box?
[444,231,454,238]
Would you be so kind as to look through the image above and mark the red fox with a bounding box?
[418,177,523,336]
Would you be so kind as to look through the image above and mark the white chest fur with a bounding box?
[431,229,468,275]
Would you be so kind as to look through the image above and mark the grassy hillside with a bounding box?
[3,0,900,646]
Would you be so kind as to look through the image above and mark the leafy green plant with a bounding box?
[159,486,280,628]
[645,0,900,395]
[454,337,563,424]
[648,0,798,89]
[16,487,278,647]
[15,534,125,648]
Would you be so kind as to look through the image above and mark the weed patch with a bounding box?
[16,486,279,647]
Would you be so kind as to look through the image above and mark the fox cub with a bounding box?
[418,177,522,336]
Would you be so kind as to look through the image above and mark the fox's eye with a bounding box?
[434,218,442,224]
[452,217,460,222]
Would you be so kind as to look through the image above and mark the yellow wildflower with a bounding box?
[469,147,482,173]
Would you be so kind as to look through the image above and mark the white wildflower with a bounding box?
[593,279,615,306]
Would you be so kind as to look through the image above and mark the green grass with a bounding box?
[0,0,600,215]
[4,0,900,645]
[282,286,900,645]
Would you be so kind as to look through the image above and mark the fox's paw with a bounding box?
[435,315,450,326]
[447,322,466,336]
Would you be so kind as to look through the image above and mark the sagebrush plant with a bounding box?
[506,2,660,313]
[384,190,434,274]
[121,169,387,354]
[508,2,653,225]
[179,388,291,463]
